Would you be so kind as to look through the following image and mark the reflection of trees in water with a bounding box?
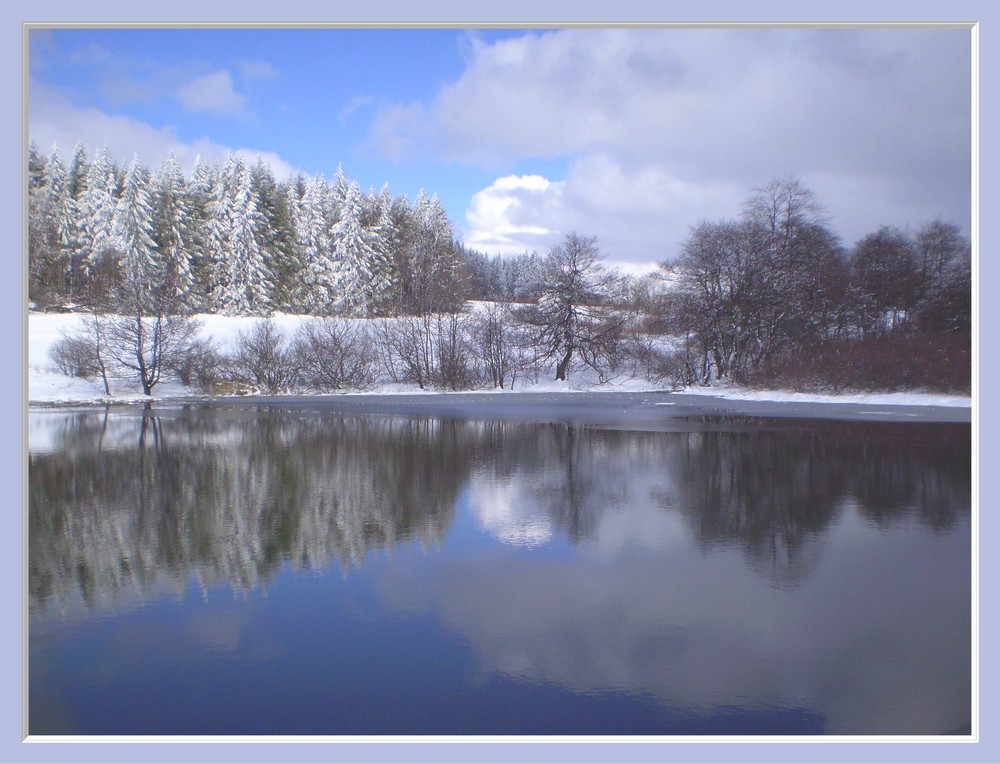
[29,408,970,611]
[670,420,970,584]
[844,424,970,531]
[29,407,468,611]
[670,424,848,585]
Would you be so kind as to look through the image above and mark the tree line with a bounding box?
[664,178,971,389]
[29,142,468,317]
[30,142,971,394]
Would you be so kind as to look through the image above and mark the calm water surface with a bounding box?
[27,402,971,736]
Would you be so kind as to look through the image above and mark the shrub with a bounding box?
[737,332,971,394]
[49,334,100,378]
[291,318,377,391]
[166,337,228,393]
[231,319,299,393]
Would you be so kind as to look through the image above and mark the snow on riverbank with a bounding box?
[25,312,972,409]
[676,385,972,409]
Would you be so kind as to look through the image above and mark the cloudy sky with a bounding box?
[28,25,972,271]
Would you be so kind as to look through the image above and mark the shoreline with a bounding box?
[27,388,973,425]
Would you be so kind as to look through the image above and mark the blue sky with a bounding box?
[28,25,972,270]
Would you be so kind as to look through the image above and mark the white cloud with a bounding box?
[464,174,564,255]
[177,70,248,117]
[368,101,428,158]
[463,157,745,267]
[380,28,971,264]
[29,81,300,180]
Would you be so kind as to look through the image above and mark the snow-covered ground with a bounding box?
[676,384,972,409]
[25,312,972,409]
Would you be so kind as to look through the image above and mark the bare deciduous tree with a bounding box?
[370,313,475,390]
[519,233,627,381]
[103,311,201,395]
[470,301,523,389]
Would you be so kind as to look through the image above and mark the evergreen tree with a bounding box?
[251,159,297,311]
[64,143,90,302]
[202,157,236,311]
[330,163,349,211]
[297,173,337,314]
[27,142,49,304]
[365,187,399,314]
[113,156,159,308]
[78,146,121,290]
[27,141,472,320]
[405,190,465,313]
[151,154,196,306]
[330,181,384,316]
[29,146,69,303]
[187,156,218,307]
[211,156,272,315]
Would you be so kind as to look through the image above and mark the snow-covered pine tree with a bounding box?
[151,154,196,306]
[187,156,219,307]
[283,174,307,308]
[113,156,159,309]
[202,157,235,312]
[64,143,90,302]
[364,186,398,314]
[38,145,74,304]
[408,190,465,313]
[330,181,382,317]
[296,173,338,314]
[27,142,49,305]
[330,163,349,212]
[211,156,273,316]
[78,145,121,290]
[251,159,297,312]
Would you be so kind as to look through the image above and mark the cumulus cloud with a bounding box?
[29,80,300,179]
[464,174,564,255]
[177,70,248,117]
[374,27,971,264]
[464,157,745,268]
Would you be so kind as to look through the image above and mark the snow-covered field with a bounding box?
[25,312,972,409]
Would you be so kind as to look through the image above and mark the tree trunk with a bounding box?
[555,347,572,381]
[92,314,111,396]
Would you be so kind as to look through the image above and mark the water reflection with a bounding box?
[29,407,468,612]
[29,405,971,735]
[29,407,970,614]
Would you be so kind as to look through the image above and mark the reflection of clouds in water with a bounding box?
[467,473,553,548]
[380,508,970,735]
[581,480,685,560]
[468,449,684,557]
[30,408,971,734]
